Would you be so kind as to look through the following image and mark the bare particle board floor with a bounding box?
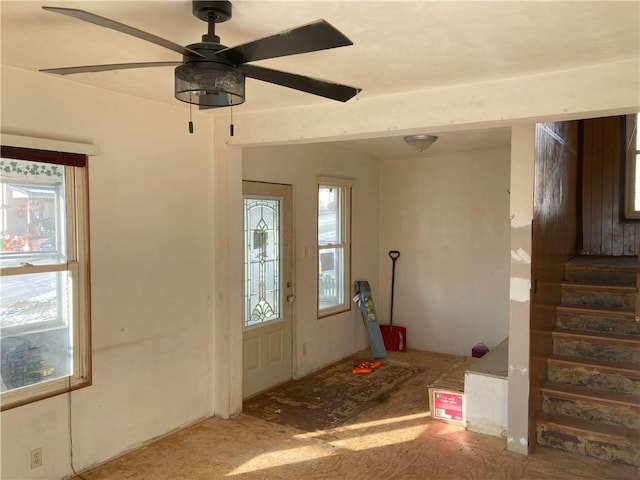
[73,350,638,480]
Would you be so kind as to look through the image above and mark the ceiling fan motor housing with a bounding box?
[175,42,245,107]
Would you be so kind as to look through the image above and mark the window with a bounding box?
[317,181,351,317]
[1,145,91,410]
[244,196,281,328]
[624,113,640,219]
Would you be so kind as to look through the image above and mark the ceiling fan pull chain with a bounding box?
[188,93,194,134]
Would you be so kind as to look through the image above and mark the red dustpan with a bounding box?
[380,250,407,352]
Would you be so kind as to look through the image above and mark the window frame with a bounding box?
[624,113,640,219]
[0,144,91,411]
[317,180,352,318]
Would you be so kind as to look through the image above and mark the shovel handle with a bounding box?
[388,250,400,325]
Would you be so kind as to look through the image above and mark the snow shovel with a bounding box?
[380,250,407,352]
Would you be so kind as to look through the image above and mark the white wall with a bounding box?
[243,143,379,376]
[1,66,215,479]
[378,149,511,356]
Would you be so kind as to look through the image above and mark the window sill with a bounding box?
[318,305,351,319]
[1,374,91,411]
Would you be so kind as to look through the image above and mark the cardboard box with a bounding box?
[428,387,465,426]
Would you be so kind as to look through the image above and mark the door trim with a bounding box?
[242,181,294,399]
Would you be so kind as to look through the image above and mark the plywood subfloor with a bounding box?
[74,350,638,480]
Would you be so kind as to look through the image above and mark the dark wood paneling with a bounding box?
[590,119,604,252]
[581,116,637,256]
[529,120,580,451]
[582,120,592,252]
[601,118,615,253]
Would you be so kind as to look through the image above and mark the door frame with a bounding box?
[241,180,295,399]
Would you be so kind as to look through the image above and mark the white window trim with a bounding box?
[0,150,92,411]
[624,113,640,219]
[0,133,99,156]
[317,179,352,318]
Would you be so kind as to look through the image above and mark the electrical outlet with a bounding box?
[30,447,42,469]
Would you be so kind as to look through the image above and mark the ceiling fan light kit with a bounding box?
[40,0,361,110]
[175,62,245,107]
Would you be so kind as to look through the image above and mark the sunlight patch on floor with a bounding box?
[294,411,432,439]
[326,423,426,451]
[227,412,434,475]
[225,445,335,476]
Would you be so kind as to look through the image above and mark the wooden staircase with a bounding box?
[536,256,640,465]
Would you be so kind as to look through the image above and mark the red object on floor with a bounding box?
[352,366,372,374]
[380,325,407,352]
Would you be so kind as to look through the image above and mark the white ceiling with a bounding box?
[2,1,638,158]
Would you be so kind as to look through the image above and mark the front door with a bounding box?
[242,181,293,399]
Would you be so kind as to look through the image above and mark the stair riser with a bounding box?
[564,267,636,287]
[552,338,640,364]
[556,312,640,336]
[561,289,635,310]
[541,396,640,429]
[537,427,640,466]
[547,365,640,396]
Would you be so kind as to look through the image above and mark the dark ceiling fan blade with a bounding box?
[40,61,181,75]
[217,19,353,64]
[42,6,204,58]
[240,64,361,102]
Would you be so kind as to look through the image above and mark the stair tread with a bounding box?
[561,283,637,293]
[556,305,637,317]
[541,381,640,407]
[552,328,640,344]
[566,255,637,268]
[548,354,640,376]
[538,412,640,445]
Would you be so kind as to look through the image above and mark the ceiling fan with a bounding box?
[40,1,361,109]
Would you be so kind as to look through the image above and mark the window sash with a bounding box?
[0,172,68,268]
[0,262,86,407]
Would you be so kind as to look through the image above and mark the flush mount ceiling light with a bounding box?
[403,134,438,153]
